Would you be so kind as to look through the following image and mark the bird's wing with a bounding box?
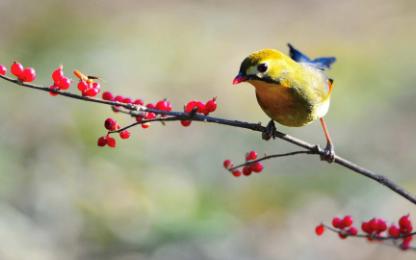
[287,43,336,70]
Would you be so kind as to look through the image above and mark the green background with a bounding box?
[0,0,415,259]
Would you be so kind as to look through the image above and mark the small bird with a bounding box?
[233,44,336,161]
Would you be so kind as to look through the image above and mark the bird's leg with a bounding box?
[319,117,335,163]
[262,120,277,140]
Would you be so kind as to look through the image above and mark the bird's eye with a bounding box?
[257,63,268,73]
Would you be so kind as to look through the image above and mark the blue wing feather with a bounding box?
[287,43,336,70]
[288,43,311,63]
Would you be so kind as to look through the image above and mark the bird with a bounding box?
[232,44,336,162]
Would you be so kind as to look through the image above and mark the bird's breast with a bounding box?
[250,80,316,127]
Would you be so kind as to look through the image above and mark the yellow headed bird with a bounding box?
[233,44,336,161]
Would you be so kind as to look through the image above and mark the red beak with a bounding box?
[232,74,247,85]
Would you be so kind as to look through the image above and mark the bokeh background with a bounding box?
[0,0,416,259]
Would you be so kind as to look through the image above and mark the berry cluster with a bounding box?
[95,88,220,147]
[73,70,101,97]
[97,135,117,148]
[49,66,72,95]
[316,214,415,250]
[138,99,173,128]
[223,150,264,177]
[181,98,217,126]
[331,215,358,238]
[9,61,36,82]
[101,91,144,105]
[102,91,173,129]
[97,118,131,148]
[2,62,221,149]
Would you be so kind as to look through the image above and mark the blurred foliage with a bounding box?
[0,0,416,259]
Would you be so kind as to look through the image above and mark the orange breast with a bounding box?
[250,80,314,127]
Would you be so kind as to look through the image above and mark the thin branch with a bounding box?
[1,74,416,205]
[228,150,315,172]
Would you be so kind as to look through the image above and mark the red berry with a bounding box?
[52,66,64,82]
[84,87,99,97]
[342,215,353,228]
[107,136,116,148]
[102,91,114,101]
[133,99,144,105]
[49,85,59,96]
[388,224,400,238]
[361,221,372,234]
[204,98,217,113]
[0,64,6,75]
[246,150,258,161]
[223,159,232,169]
[11,61,24,77]
[78,81,88,91]
[401,236,412,250]
[232,170,241,177]
[184,101,196,112]
[242,166,252,176]
[399,215,413,234]
[399,215,410,226]
[97,136,107,147]
[251,162,263,173]
[122,97,132,104]
[315,224,325,236]
[156,99,170,111]
[347,227,358,236]
[104,118,118,131]
[181,120,191,127]
[145,112,156,120]
[119,130,130,139]
[115,95,124,102]
[185,100,204,113]
[20,67,36,82]
[195,101,205,113]
[368,218,378,231]
[332,217,342,229]
[375,219,387,233]
[141,123,150,129]
[57,77,71,90]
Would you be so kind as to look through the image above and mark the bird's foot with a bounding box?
[262,120,277,140]
[320,143,335,163]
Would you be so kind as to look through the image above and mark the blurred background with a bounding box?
[0,0,416,259]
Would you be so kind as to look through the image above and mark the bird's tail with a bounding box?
[287,43,336,70]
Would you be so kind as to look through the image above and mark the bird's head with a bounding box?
[233,49,296,86]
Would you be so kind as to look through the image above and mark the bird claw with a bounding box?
[320,144,335,163]
[262,120,277,140]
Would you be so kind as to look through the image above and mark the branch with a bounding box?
[227,150,314,172]
[1,73,416,205]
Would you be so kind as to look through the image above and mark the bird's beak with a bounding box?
[232,73,247,85]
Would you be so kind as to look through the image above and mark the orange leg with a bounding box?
[319,117,335,162]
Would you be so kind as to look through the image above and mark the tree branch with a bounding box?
[1,73,415,205]
[227,150,315,172]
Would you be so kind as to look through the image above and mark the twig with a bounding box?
[1,74,416,205]
[228,150,315,172]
